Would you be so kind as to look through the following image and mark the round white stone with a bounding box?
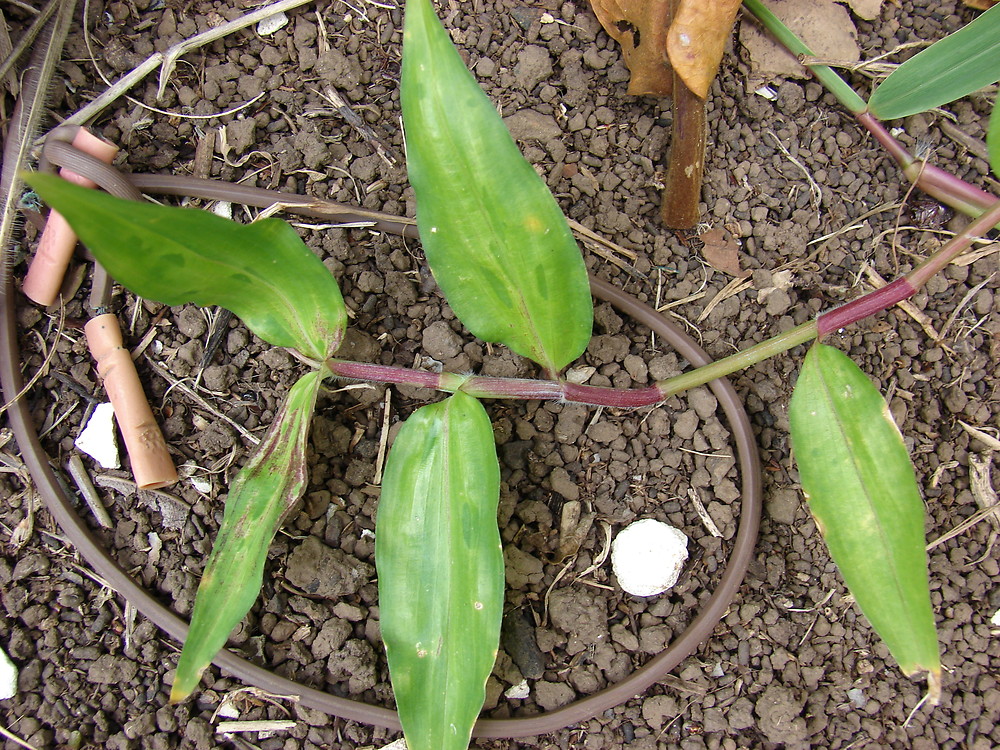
[611,519,689,597]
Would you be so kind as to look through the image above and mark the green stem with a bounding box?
[741,0,867,114]
[657,321,818,396]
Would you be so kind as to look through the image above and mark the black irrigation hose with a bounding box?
[0,135,763,738]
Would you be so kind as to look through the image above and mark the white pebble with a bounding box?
[0,645,17,700]
[75,402,120,469]
[991,608,1000,628]
[256,11,288,36]
[611,519,688,597]
[505,679,530,700]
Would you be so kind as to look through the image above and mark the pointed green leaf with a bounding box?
[401,0,593,373]
[869,4,1000,120]
[376,392,503,750]
[789,344,940,695]
[26,173,346,360]
[170,370,323,702]
[989,98,1000,180]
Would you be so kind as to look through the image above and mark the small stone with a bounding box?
[549,466,579,501]
[534,680,575,710]
[285,537,374,598]
[0,645,17,699]
[513,45,552,90]
[611,519,688,597]
[87,654,138,685]
[505,679,530,699]
[673,410,698,440]
[422,321,462,360]
[755,684,808,744]
[767,488,800,525]
[75,402,120,469]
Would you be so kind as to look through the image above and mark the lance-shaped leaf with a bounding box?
[376,392,503,750]
[868,3,1000,120]
[789,344,940,700]
[170,370,323,702]
[401,0,592,373]
[27,173,346,360]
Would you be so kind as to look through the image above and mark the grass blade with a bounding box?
[27,173,346,360]
[869,4,1000,120]
[401,0,592,373]
[376,392,503,750]
[170,370,323,701]
[789,344,940,700]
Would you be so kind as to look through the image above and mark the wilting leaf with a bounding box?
[868,3,1000,120]
[376,392,503,750]
[402,0,593,373]
[789,344,940,699]
[170,370,323,702]
[590,0,673,95]
[666,0,742,98]
[27,173,346,360]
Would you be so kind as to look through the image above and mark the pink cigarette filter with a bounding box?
[23,128,119,307]
[85,314,178,490]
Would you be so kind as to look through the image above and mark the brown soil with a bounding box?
[2,1,998,749]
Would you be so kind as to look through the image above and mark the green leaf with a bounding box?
[170,370,323,702]
[376,392,503,750]
[401,0,592,373]
[869,4,1000,120]
[989,98,1000,180]
[26,173,346,360]
[789,344,940,697]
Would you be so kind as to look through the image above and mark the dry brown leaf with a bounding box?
[963,0,998,8]
[699,227,743,276]
[667,0,742,98]
[590,0,673,95]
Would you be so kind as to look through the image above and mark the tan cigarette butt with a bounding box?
[85,314,177,490]
[23,129,119,307]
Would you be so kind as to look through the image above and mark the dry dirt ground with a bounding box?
[1,0,998,749]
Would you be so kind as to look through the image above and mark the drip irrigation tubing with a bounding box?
[0,134,762,738]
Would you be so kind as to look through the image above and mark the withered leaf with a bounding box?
[590,0,673,95]
[667,0,742,98]
[699,227,743,276]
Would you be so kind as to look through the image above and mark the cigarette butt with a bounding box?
[23,129,119,307]
[85,314,177,490]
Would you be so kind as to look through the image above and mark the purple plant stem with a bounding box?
[856,112,997,216]
[327,360,444,390]
[816,277,916,336]
[327,359,667,407]
[562,383,665,408]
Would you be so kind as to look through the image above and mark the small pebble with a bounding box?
[0,645,18,700]
[75,403,120,469]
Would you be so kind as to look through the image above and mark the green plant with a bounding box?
[25,0,1000,746]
